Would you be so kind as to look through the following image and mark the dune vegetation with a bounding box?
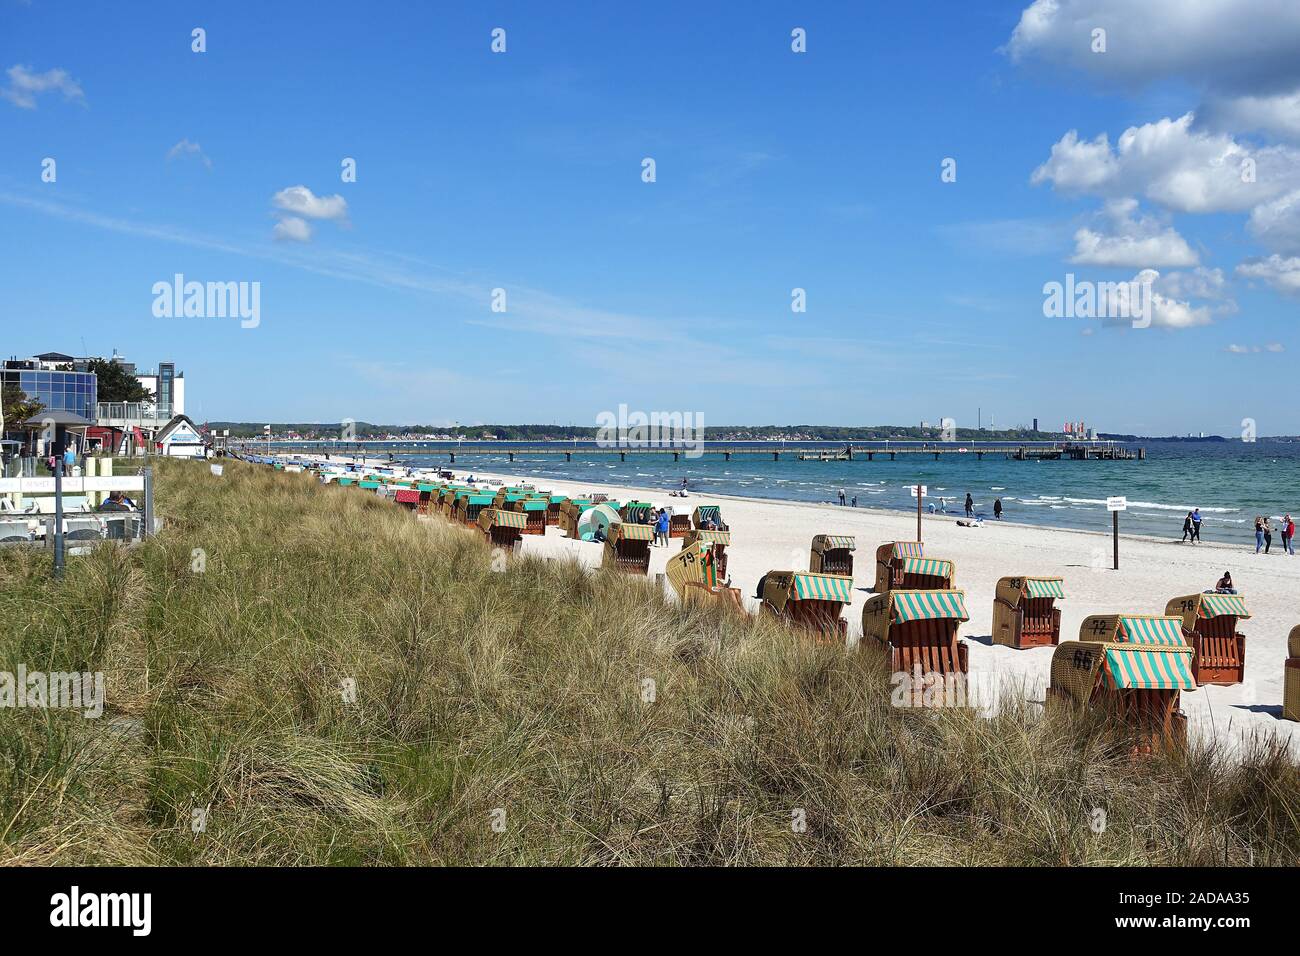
[0,458,1297,865]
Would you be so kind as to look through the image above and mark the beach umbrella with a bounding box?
[576,503,621,542]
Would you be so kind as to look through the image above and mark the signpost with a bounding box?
[910,485,927,542]
[1106,496,1126,569]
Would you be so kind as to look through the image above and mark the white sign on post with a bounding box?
[1106,496,1127,512]
[909,485,927,497]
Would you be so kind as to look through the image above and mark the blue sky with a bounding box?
[2,0,1299,434]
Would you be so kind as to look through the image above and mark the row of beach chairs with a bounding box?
[307,464,1295,743]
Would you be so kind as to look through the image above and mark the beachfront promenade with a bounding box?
[237,440,1143,463]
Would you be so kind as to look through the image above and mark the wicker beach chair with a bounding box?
[761,570,853,643]
[1164,592,1249,685]
[393,488,421,512]
[620,501,655,525]
[1048,614,1196,754]
[478,508,528,551]
[546,495,567,526]
[874,541,923,592]
[680,528,730,580]
[992,576,1064,649]
[692,505,727,531]
[665,540,744,612]
[861,590,970,703]
[509,497,549,535]
[603,522,654,574]
[1285,626,1300,722]
[810,534,855,577]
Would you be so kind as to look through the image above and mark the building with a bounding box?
[1,358,98,419]
[4,350,188,455]
[154,414,209,458]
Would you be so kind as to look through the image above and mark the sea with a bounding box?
[275,440,1300,544]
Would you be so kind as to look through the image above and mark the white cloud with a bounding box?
[1236,254,1300,296]
[1004,0,1300,96]
[1087,269,1226,329]
[1201,90,1300,141]
[0,64,85,109]
[1157,266,1230,302]
[272,185,348,222]
[1247,189,1300,255]
[272,216,313,243]
[1070,198,1198,267]
[166,139,212,169]
[269,185,348,243]
[1032,114,1300,214]
[1226,342,1285,353]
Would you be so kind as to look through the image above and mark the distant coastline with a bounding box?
[208,420,1239,443]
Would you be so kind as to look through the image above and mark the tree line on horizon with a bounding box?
[208,421,1177,442]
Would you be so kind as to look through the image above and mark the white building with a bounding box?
[154,414,209,458]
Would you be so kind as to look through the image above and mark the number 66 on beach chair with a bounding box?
[992,576,1064,649]
[1163,592,1249,685]
[1047,614,1196,754]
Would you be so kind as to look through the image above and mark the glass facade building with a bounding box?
[1,366,98,420]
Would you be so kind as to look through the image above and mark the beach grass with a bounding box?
[0,458,1297,865]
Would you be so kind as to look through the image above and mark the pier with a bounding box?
[237,439,1144,463]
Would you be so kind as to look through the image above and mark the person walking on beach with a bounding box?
[964,493,974,518]
[1182,512,1194,543]
[838,488,846,506]
[1262,516,1273,554]
[851,495,857,508]
[1190,508,1203,544]
[1285,514,1296,555]
[993,498,1003,520]
[655,508,670,547]
[1255,515,1266,553]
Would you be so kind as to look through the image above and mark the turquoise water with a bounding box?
[392,440,1298,544]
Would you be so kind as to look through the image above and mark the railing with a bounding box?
[96,402,172,423]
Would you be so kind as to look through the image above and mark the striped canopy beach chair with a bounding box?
[898,556,955,591]
[1285,626,1300,722]
[810,534,855,576]
[861,590,970,702]
[478,508,528,550]
[546,494,567,526]
[603,522,655,574]
[761,570,853,643]
[621,501,655,524]
[680,528,731,580]
[666,540,744,612]
[874,541,923,592]
[992,576,1065,649]
[1164,592,1249,685]
[509,497,550,535]
[1049,614,1196,754]
[692,505,727,531]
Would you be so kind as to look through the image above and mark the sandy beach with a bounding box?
[306,455,1299,753]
